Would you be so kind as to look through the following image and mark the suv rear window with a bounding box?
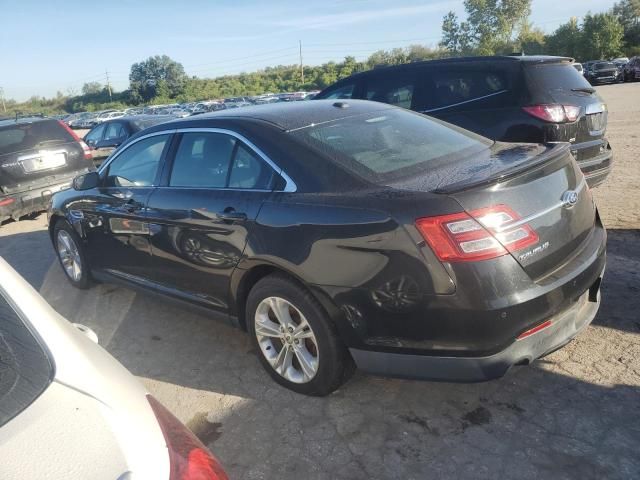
[290,109,491,183]
[0,290,53,427]
[0,120,74,156]
[525,63,593,92]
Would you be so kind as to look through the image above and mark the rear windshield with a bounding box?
[290,109,491,184]
[525,63,593,92]
[0,120,74,156]
[0,290,53,426]
[594,62,615,70]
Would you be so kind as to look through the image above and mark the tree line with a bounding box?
[3,0,638,117]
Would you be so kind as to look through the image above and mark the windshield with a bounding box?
[290,109,491,184]
[525,63,594,92]
[594,62,615,70]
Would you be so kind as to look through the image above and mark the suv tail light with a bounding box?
[416,205,539,262]
[147,395,229,480]
[523,104,581,123]
[57,120,93,160]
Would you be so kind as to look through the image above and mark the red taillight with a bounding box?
[416,205,539,262]
[0,197,15,207]
[147,395,229,480]
[522,104,581,123]
[57,119,93,160]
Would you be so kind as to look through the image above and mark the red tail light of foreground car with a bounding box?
[416,205,539,262]
[147,395,229,480]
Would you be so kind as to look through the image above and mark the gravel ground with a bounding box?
[1,84,639,479]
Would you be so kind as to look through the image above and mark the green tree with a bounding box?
[581,12,625,59]
[129,55,186,102]
[545,17,582,59]
[82,81,103,95]
[440,0,532,55]
[612,0,640,54]
[516,22,545,54]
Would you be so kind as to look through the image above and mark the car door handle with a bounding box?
[216,209,247,222]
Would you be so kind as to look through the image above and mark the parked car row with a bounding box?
[581,56,640,85]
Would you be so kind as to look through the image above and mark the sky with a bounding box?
[0,0,617,101]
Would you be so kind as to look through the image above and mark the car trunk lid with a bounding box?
[444,142,596,280]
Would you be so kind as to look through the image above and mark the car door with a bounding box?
[144,128,282,313]
[81,132,173,280]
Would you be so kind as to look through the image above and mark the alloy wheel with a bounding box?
[57,230,82,282]
[254,296,319,384]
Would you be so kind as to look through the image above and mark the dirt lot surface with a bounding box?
[2,84,639,479]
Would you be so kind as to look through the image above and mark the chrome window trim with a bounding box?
[100,127,297,192]
[421,89,509,114]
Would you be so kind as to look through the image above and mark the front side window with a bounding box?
[104,122,126,141]
[85,124,105,144]
[364,74,415,109]
[318,83,355,100]
[105,134,170,187]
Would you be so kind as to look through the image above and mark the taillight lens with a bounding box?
[416,205,539,262]
[523,104,581,123]
[0,197,15,207]
[57,119,93,160]
[147,395,229,480]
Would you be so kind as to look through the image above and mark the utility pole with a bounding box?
[105,70,112,101]
[299,40,304,86]
[0,87,6,113]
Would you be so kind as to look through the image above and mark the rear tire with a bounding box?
[247,274,353,396]
[54,220,91,289]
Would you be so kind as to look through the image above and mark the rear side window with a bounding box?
[228,143,275,190]
[525,63,593,92]
[0,291,53,427]
[170,132,236,188]
[0,120,73,156]
[104,123,126,141]
[290,109,490,184]
[317,82,356,100]
[426,69,510,111]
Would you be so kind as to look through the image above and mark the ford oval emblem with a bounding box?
[561,190,579,209]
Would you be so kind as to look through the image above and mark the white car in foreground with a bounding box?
[0,257,228,480]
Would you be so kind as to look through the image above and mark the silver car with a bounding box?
[0,257,228,480]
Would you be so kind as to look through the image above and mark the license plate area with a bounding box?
[19,151,67,173]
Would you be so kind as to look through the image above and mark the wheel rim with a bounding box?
[57,230,82,282]
[254,296,319,384]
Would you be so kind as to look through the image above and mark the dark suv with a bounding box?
[0,116,94,223]
[315,56,612,187]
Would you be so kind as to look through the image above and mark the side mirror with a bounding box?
[73,171,100,191]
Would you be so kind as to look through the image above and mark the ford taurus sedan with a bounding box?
[48,100,606,396]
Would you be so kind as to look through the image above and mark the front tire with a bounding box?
[54,220,91,289]
[247,274,353,396]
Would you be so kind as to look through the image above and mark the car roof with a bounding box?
[152,99,396,132]
[0,116,52,128]
[327,55,574,81]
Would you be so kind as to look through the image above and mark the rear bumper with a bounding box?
[0,177,78,223]
[350,273,603,382]
[572,139,612,188]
